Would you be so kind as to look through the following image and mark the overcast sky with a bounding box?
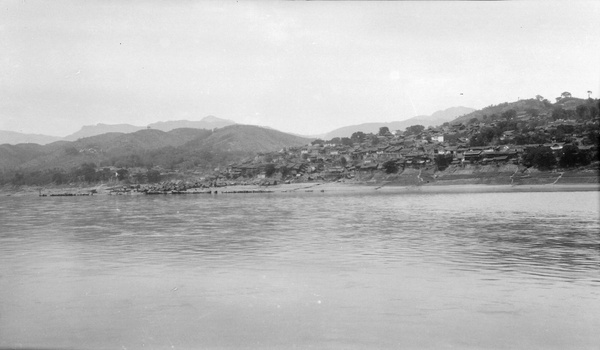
[1,1,599,137]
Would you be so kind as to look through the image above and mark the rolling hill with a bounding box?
[0,130,62,145]
[147,115,235,132]
[61,115,237,142]
[181,124,310,152]
[0,143,49,169]
[324,106,474,139]
[63,123,146,141]
[449,97,589,125]
[1,125,311,172]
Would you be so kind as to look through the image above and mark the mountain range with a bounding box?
[0,125,310,172]
[0,106,473,175]
[323,106,475,139]
[1,108,473,146]
[0,130,63,145]
[61,115,237,142]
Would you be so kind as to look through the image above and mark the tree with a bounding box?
[589,105,599,120]
[264,164,276,177]
[559,145,590,168]
[350,131,366,142]
[526,108,540,118]
[535,95,544,101]
[280,166,291,178]
[78,163,97,183]
[469,127,496,146]
[65,147,79,156]
[116,168,129,181]
[382,160,399,174]
[523,147,556,170]
[576,105,590,120]
[434,154,453,171]
[558,145,578,168]
[378,126,390,136]
[561,91,572,99]
[13,172,25,185]
[501,109,517,121]
[468,117,479,125]
[52,172,66,185]
[311,139,324,145]
[552,107,568,121]
[97,168,112,182]
[405,124,425,136]
[132,172,146,183]
[341,137,353,146]
[147,169,161,183]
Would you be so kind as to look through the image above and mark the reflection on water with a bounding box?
[1,191,599,349]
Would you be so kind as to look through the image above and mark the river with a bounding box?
[1,191,599,349]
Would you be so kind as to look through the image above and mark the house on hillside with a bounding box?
[501,130,515,141]
[480,150,518,164]
[357,160,378,172]
[430,134,444,143]
[380,145,403,160]
[455,147,468,159]
[544,142,565,151]
[463,150,482,163]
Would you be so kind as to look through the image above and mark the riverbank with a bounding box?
[2,180,599,197]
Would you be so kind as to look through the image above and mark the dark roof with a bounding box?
[464,151,481,156]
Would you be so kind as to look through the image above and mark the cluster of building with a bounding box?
[223,117,598,182]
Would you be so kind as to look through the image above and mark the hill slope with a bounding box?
[0,143,49,169]
[183,125,310,153]
[448,98,590,125]
[63,124,145,141]
[148,115,235,131]
[0,130,62,145]
[324,106,474,138]
[1,125,311,173]
[18,129,213,171]
[61,116,237,142]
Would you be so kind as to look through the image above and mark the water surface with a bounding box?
[1,191,599,349]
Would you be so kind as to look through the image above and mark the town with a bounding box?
[2,96,599,192]
[203,99,599,187]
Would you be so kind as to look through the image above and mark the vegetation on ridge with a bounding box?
[1,93,599,188]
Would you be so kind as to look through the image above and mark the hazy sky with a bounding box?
[1,1,599,137]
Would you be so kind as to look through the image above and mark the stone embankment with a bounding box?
[106,181,278,195]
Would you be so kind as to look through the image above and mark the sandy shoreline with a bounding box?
[3,181,599,197]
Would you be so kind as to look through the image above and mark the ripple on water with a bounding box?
[0,191,599,348]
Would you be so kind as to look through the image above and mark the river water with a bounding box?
[1,191,599,349]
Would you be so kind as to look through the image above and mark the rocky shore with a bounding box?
[2,178,598,197]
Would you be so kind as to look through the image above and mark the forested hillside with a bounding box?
[0,125,310,186]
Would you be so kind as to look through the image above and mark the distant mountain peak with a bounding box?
[323,106,475,139]
[147,116,236,132]
[0,130,62,145]
[201,115,233,123]
[63,123,144,141]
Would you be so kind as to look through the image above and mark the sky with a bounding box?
[1,1,599,137]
